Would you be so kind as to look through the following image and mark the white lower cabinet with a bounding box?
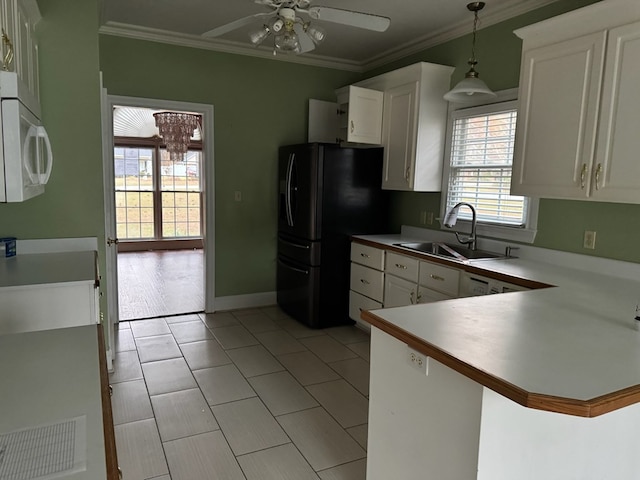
[349,290,383,328]
[384,274,418,308]
[417,286,451,304]
[350,241,468,323]
[350,243,386,330]
[419,260,460,297]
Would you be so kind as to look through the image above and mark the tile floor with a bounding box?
[110,305,371,480]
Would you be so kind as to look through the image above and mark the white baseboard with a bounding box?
[212,291,277,312]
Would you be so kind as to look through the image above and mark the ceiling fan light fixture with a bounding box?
[249,25,270,45]
[270,17,284,33]
[305,23,326,44]
[274,31,301,53]
[444,2,496,103]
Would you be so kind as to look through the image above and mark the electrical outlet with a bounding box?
[583,230,596,249]
[420,211,427,225]
[407,347,428,375]
[427,212,434,225]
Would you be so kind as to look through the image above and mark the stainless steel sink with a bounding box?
[394,242,507,262]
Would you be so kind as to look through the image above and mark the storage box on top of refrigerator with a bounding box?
[277,143,390,328]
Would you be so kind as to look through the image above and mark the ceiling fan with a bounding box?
[202,0,391,55]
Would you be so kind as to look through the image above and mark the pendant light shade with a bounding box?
[444,2,496,103]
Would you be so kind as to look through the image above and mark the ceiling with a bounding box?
[99,0,560,71]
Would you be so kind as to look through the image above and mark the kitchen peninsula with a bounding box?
[357,234,640,479]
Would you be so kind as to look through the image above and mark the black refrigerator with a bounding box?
[277,143,390,328]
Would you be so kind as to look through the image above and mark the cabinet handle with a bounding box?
[595,163,602,190]
[109,384,113,396]
[416,292,422,303]
[360,253,370,258]
[1,29,14,72]
[118,467,123,479]
[395,263,407,269]
[405,166,410,181]
[350,120,355,134]
[580,163,588,189]
[430,274,445,281]
[410,291,415,304]
[360,278,370,285]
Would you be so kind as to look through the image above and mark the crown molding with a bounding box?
[100,0,563,74]
[361,0,561,71]
[99,22,365,72]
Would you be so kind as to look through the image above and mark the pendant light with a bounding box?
[444,2,496,103]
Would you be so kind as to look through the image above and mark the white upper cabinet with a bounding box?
[376,63,453,192]
[0,0,41,100]
[337,85,384,144]
[380,81,418,190]
[511,0,640,203]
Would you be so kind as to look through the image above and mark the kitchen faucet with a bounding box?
[443,202,477,250]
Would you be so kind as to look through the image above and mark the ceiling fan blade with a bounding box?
[202,12,272,37]
[307,7,390,32]
[293,23,316,54]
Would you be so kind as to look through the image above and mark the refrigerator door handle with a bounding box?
[278,257,309,275]
[285,153,295,227]
[278,236,310,249]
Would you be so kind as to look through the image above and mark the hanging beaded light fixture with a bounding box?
[153,112,200,162]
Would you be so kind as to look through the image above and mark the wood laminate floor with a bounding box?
[118,250,204,321]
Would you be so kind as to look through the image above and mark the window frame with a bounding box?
[440,88,538,244]
[114,136,204,243]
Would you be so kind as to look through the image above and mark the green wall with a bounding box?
[99,37,358,296]
[0,1,106,274]
[373,0,640,263]
[2,0,637,322]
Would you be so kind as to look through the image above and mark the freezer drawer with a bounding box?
[278,234,321,266]
[277,255,321,328]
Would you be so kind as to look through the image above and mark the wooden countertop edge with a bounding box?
[352,237,551,290]
[361,310,640,418]
[98,324,120,480]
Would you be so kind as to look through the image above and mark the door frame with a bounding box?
[101,93,216,330]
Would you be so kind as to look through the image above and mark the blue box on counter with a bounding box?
[0,237,16,257]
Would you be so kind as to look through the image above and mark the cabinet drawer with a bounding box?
[349,290,382,324]
[351,242,385,270]
[350,263,384,302]
[419,261,460,296]
[385,252,419,282]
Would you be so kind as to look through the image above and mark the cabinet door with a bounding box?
[384,274,417,308]
[381,82,418,190]
[343,86,383,144]
[511,31,606,198]
[14,0,30,88]
[417,286,452,304]
[593,21,640,203]
[0,0,16,72]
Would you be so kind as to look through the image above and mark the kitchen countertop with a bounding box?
[0,325,115,479]
[0,251,98,288]
[354,233,640,417]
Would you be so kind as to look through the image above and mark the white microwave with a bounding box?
[0,72,53,202]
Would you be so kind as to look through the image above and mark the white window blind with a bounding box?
[447,106,526,227]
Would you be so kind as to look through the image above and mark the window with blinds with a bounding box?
[446,105,527,227]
